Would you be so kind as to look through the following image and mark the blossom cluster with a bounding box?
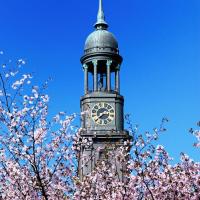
[0,58,77,199]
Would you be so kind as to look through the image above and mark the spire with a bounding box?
[94,0,108,29]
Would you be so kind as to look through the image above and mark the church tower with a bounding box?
[79,0,130,181]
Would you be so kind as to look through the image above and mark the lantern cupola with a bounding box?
[81,0,122,95]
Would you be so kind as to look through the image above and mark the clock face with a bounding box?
[91,102,115,125]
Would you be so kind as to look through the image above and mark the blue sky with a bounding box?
[0,0,199,162]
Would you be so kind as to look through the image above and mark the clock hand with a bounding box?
[94,113,104,121]
[95,118,99,121]
[98,111,109,118]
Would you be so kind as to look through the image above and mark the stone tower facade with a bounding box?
[79,0,130,181]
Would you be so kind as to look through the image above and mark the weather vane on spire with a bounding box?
[95,0,108,29]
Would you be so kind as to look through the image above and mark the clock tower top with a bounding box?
[79,0,130,180]
[80,0,125,132]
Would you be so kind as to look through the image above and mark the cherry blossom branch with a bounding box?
[0,73,10,112]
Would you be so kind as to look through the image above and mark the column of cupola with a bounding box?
[106,60,111,91]
[82,60,120,94]
[92,60,98,92]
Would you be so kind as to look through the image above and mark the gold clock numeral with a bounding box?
[92,110,96,113]
[107,105,112,109]
[104,119,108,124]
[110,109,114,113]
[107,118,112,122]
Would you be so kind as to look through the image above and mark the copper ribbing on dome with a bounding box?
[94,0,108,29]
